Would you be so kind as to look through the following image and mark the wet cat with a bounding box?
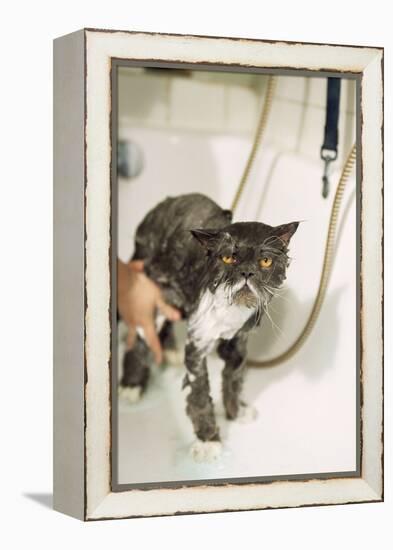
[119,193,299,461]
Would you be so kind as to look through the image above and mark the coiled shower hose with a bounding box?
[231,76,357,368]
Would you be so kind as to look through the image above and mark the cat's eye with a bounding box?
[260,257,273,268]
[222,255,235,265]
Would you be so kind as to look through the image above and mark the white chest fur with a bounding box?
[188,287,255,353]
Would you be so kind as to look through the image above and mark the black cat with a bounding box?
[119,193,299,461]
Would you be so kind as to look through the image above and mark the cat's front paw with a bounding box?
[119,385,142,404]
[190,440,222,463]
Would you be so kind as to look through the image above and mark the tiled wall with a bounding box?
[269,76,356,166]
[119,68,356,167]
[118,68,261,133]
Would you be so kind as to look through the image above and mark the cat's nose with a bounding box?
[242,272,255,279]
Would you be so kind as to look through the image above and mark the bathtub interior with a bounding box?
[116,68,357,485]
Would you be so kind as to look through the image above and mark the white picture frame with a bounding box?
[53,28,383,521]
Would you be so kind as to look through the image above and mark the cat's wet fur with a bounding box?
[120,193,298,456]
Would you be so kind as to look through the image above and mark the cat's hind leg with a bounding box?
[218,332,257,423]
[119,335,153,403]
[119,318,181,402]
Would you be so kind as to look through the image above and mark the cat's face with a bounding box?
[191,221,299,314]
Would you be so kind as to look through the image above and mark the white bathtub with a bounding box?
[117,126,356,484]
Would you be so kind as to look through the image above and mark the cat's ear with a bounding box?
[273,221,300,245]
[190,228,220,249]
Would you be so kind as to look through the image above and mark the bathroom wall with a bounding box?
[118,67,356,168]
[118,67,262,134]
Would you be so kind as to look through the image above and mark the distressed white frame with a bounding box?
[53,29,383,521]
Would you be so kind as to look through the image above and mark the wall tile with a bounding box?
[341,78,356,114]
[265,98,304,151]
[275,76,307,102]
[297,104,326,160]
[118,73,169,126]
[192,71,256,88]
[308,76,327,108]
[226,85,260,132]
[339,111,356,164]
[349,80,357,114]
[169,78,226,130]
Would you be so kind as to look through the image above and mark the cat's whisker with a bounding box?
[263,286,277,298]
[264,284,291,301]
[273,293,293,306]
[261,301,284,336]
[265,284,293,301]
[254,302,263,327]
[266,300,287,316]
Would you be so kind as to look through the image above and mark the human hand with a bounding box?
[117,259,181,364]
